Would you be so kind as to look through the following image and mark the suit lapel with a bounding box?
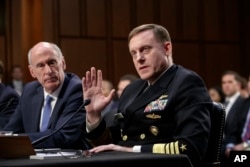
[31,87,44,131]
[48,74,70,128]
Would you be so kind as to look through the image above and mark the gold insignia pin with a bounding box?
[146,113,161,119]
[140,133,145,139]
[149,126,159,136]
[159,95,168,99]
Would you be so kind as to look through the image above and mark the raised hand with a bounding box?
[82,67,115,124]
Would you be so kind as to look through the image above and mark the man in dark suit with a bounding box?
[3,42,89,149]
[221,96,250,166]
[220,70,246,167]
[0,60,19,129]
[81,24,212,167]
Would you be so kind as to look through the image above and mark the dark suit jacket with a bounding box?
[223,97,249,145]
[87,64,212,167]
[223,95,246,142]
[0,84,19,128]
[3,73,89,149]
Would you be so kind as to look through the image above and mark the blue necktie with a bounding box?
[40,95,53,132]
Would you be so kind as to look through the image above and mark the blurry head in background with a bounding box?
[102,79,114,97]
[117,74,138,98]
[208,85,225,103]
[10,65,24,82]
[221,70,241,98]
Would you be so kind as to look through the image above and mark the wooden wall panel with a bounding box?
[204,44,241,87]
[136,0,154,25]
[86,0,106,37]
[43,0,57,42]
[204,0,221,40]
[4,0,249,89]
[60,39,107,78]
[182,0,199,40]
[224,0,239,41]
[173,43,200,74]
[113,40,137,85]
[159,0,178,39]
[112,0,130,38]
[59,0,80,36]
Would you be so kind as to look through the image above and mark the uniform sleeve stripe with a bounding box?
[170,142,174,154]
[175,141,180,154]
[152,141,180,155]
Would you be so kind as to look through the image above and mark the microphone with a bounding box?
[31,99,91,147]
[1,97,15,112]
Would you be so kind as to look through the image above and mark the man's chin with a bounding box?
[45,82,59,92]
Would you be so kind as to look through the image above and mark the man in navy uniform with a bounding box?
[82,24,212,167]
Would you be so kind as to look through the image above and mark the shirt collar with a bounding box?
[147,64,173,86]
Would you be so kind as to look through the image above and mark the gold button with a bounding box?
[122,135,127,141]
[150,126,159,136]
[140,133,145,139]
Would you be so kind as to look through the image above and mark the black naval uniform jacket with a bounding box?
[86,64,212,166]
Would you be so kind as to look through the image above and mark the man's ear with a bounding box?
[61,57,66,70]
[28,65,36,78]
[164,42,172,55]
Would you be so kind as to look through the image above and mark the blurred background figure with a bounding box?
[101,79,118,127]
[0,60,19,129]
[117,74,138,98]
[208,85,225,103]
[238,76,249,99]
[220,70,246,167]
[7,64,26,96]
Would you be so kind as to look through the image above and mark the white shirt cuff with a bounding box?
[132,145,141,153]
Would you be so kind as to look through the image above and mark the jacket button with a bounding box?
[140,133,145,139]
[122,135,128,141]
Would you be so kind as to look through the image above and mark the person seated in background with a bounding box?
[238,76,249,99]
[222,96,250,167]
[101,79,118,127]
[7,64,26,96]
[208,85,225,103]
[3,42,90,149]
[220,70,246,167]
[0,60,19,129]
[82,24,212,167]
[117,74,138,98]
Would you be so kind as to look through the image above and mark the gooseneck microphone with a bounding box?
[31,99,91,147]
[1,97,15,112]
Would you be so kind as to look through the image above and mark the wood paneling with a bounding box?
[182,0,199,40]
[59,0,80,36]
[86,0,106,37]
[173,43,200,74]
[204,44,241,87]
[112,0,130,38]
[60,38,107,78]
[204,0,221,41]
[113,40,136,84]
[2,0,249,88]
[136,0,154,25]
[159,0,178,39]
